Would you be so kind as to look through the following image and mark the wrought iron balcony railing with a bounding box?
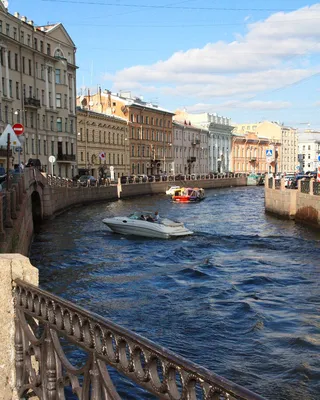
[57,153,76,162]
[24,97,41,108]
[192,139,200,146]
[187,157,196,163]
[14,279,265,400]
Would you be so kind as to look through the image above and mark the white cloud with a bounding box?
[103,4,320,105]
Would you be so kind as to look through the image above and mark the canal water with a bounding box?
[30,186,320,400]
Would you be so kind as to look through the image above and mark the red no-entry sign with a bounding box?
[12,123,24,136]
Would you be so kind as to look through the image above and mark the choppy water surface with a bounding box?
[30,186,320,400]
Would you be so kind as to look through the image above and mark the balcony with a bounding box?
[57,153,76,162]
[24,97,41,108]
[250,157,257,162]
[192,139,201,146]
[0,149,12,157]
[187,157,196,163]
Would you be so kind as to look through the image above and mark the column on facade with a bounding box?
[51,68,56,110]
[4,49,10,98]
[0,47,3,98]
[45,65,50,108]
[66,73,70,114]
[71,74,75,114]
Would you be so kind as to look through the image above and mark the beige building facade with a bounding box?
[173,120,209,175]
[77,90,174,176]
[235,121,298,174]
[77,107,129,179]
[0,3,77,177]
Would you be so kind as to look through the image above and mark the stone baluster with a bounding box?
[0,194,6,241]
[5,191,13,228]
[12,183,20,211]
[10,189,17,219]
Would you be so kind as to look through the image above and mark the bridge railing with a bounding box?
[14,278,265,400]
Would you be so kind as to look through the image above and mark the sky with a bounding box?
[7,0,320,129]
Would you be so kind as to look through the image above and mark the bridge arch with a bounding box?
[31,190,43,226]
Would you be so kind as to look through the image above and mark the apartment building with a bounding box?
[0,3,77,177]
[172,120,209,175]
[298,131,320,172]
[77,90,175,176]
[175,110,233,173]
[232,131,281,174]
[77,106,129,179]
[234,121,298,174]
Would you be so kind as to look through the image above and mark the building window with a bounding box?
[31,139,35,154]
[57,117,62,132]
[50,116,54,131]
[40,41,43,52]
[15,82,19,99]
[131,145,134,156]
[20,30,24,43]
[44,140,47,155]
[7,51,11,69]
[9,80,12,97]
[28,59,32,75]
[38,138,41,155]
[27,34,31,46]
[6,23,9,36]
[51,141,54,155]
[13,27,17,40]
[34,38,38,50]
[56,93,61,108]
[30,112,34,128]
[14,53,18,71]
[0,21,2,33]
[47,43,51,55]
[55,69,61,84]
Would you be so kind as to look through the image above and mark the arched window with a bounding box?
[113,133,115,144]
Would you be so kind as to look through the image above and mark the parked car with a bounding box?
[78,175,97,186]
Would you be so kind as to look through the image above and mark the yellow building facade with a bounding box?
[77,108,129,179]
[77,90,174,176]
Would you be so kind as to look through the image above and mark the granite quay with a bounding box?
[265,177,320,227]
[0,169,267,400]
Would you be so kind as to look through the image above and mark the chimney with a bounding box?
[28,20,34,26]
[21,16,27,22]
[14,12,20,19]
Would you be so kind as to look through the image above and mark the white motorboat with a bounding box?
[165,185,180,195]
[102,211,193,239]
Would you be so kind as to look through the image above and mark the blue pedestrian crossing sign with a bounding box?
[318,154,320,162]
[266,149,273,157]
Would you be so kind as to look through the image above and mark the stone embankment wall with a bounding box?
[0,254,38,400]
[42,176,247,218]
[265,178,320,227]
[0,172,34,256]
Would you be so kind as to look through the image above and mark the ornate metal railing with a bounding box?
[14,279,265,400]
[300,180,310,194]
[274,179,281,189]
[313,181,320,195]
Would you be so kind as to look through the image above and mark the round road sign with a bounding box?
[49,155,56,163]
[12,123,24,136]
